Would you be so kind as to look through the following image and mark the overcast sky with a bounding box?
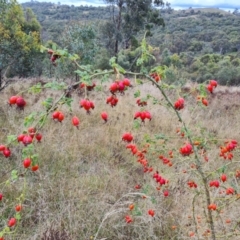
[18,0,240,9]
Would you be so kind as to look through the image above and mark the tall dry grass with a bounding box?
[0,78,240,239]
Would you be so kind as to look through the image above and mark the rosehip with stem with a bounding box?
[0,193,3,201]
[210,80,218,87]
[0,145,6,151]
[32,165,39,171]
[9,96,18,105]
[202,98,208,106]
[22,135,33,146]
[125,215,133,223]
[101,112,108,122]
[72,116,80,128]
[148,209,155,217]
[17,134,25,142]
[163,190,169,197]
[23,158,31,168]
[3,148,11,158]
[221,174,227,182]
[16,97,26,110]
[8,218,16,227]
[35,133,42,142]
[122,132,133,142]
[52,111,60,120]
[58,112,64,122]
[15,205,22,212]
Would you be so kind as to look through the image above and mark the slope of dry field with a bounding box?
[0,78,240,240]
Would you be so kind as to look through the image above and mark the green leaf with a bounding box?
[217,165,227,174]
[28,83,42,94]
[44,82,66,90]
[136,58,143,66]
[31,154,39,165]
[151,196,157,204]
[134,90,141,98]
[11,170,18,181]
[7,135,17,144]
[22,144,34,159]
[136,79,143,85]
[95,85,102,91]
[109,57,117,67]
[133,119,141,129]
[155,134,168,140]
[42,97,53,110]
[24,112,37,127]
[15,212,21,220]
[142,184,150,194]
[40,45,47,53]
[132,205,142,216]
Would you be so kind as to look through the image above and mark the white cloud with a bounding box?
[169,0,237,5]
[18,0,240,9]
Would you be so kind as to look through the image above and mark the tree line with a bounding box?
[1,0,240,86]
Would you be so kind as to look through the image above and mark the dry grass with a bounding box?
[1,78,240,239]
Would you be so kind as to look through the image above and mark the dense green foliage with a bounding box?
[0,0,41,84]
[1,1,240,85]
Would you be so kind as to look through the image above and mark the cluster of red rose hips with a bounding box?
[18,129,42,146]
[105,78,131,108]
[125,139,169,192]
[79,82,96,91]
[47,49,60,66]
[196,80,218,107]
[136,99,147,107]
[179,143,193,156]
[187,181,198,188]
[219,139,237,160]
[206,80,218,93]
[0,145,11,158]
[123,134,170,223]
[159,154,173,167]
[208,203,217,211]
[106,95,118,107]
[79,99,95,113]
[109,78,131,94]
[8,96,26,110]
[174,97,184,110]
[208,175,236,196]
[209,180,220,188]
[52,111,65,122]
[149,72,161,82]
[134,111,152,122]
[122,132,134,142]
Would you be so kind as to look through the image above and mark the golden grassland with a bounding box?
[1,78,240,239]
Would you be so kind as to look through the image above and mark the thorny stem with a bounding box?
[124,71,216,240]
[146,74,216,240]
[192,192,200,239]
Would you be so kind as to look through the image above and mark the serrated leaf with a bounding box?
[7,135,17,144]
[15,212,21,220]
[151,197,157,204]
[44,82,66,90]
[155,134,168,140]
[217,165,227,174]
[134,90,141,98]
[42,97,53,110]
[28,83,42,94]
[11,170,18,181]
[40,45,47,53]
[136,79,143,85]
[24,112,37,127]
[132,206,142,216]
[133,119,141,129]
